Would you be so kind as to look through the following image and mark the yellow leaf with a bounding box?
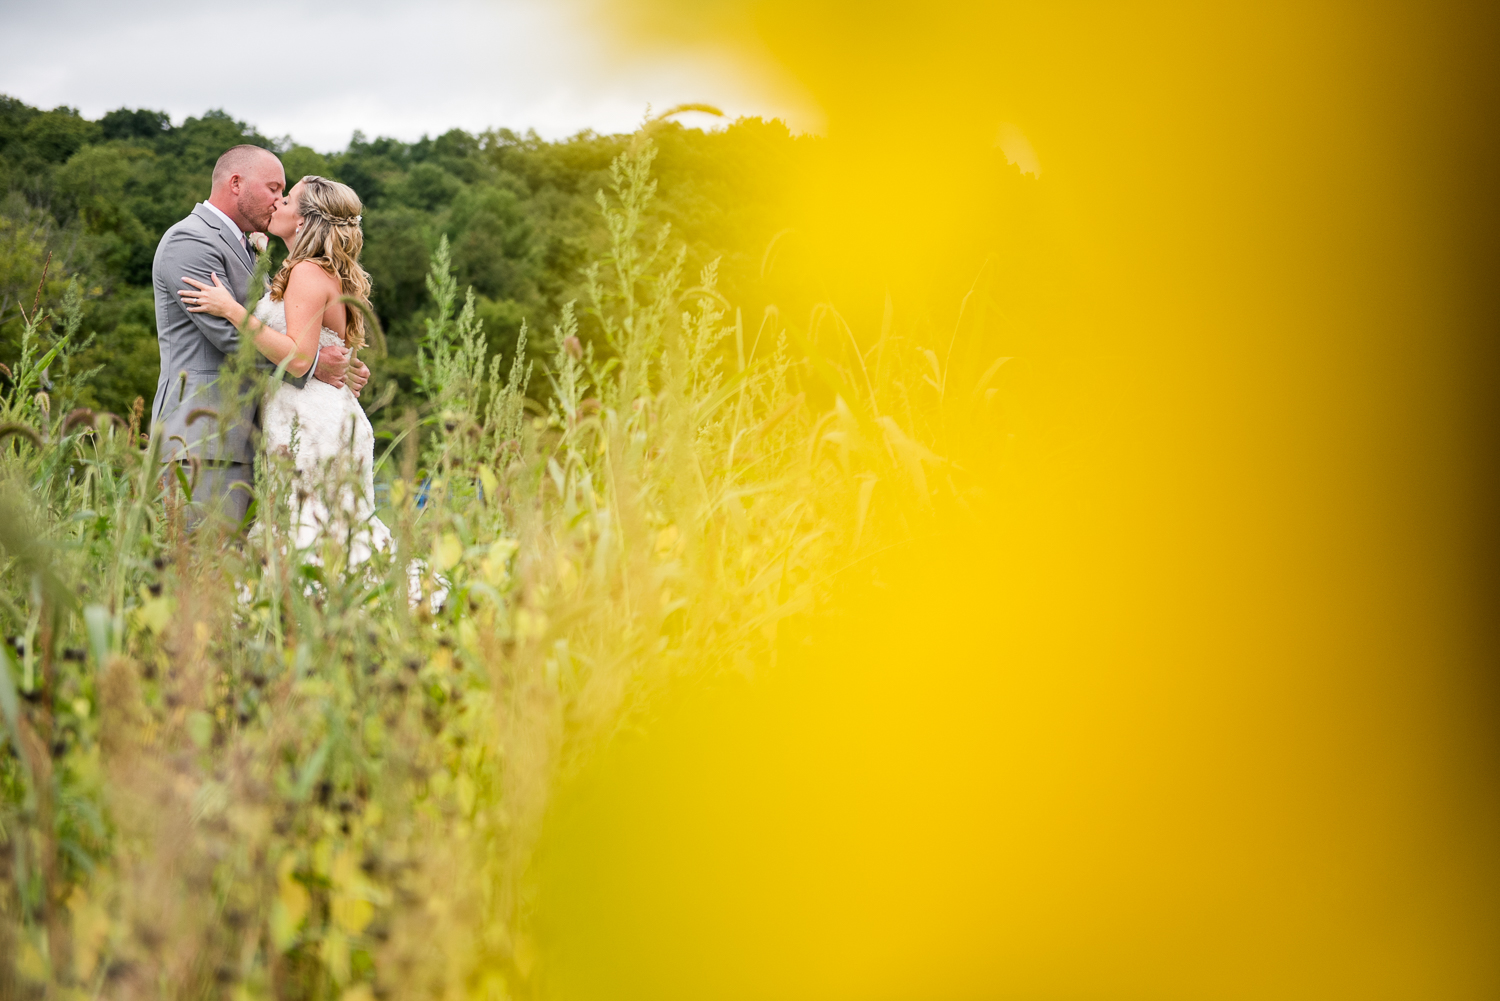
[322,929,351,984]
[363,715,385,753]
[69,885,110,982]
[391,479,408,505]
[478,464,499,502]
[16,937,47,981]
[270,900,300,953]
[277,855,309,920]
[331,850,358,889]
[480,557,506,589]
[332,893,374,936]
[272,855,309,952]
[458,619,480,655]
[131,595,175,635]
[655,524,679,557]
[514,608,548,643]
[482,537,518,588]
[313,839,334,877]
[432,532,463,572]
[455,773,477,817]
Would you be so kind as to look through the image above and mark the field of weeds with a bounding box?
[0,135,1006,999]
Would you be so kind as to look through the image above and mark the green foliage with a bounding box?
[0,94,818,435]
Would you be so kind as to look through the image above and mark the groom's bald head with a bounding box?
[212,144,279,188]
[209,145,284,234]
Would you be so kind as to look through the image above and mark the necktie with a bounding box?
[241,234,250,257]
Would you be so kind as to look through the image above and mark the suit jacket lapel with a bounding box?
[193,203,254,272]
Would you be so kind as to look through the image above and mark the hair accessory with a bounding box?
[309,208,361,228]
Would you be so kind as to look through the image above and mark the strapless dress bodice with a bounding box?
[254,296,348,350]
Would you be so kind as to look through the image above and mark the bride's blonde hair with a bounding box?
[270,175,373,351]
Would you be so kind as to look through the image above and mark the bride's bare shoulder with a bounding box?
[285,260,339,294]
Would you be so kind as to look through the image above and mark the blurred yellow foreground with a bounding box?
[537,2,1498,997]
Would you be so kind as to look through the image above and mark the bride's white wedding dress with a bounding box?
[255,297,391,564]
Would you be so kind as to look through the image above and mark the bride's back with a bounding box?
[283,260,348,341]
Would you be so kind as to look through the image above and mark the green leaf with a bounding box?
[84,603,112,667]
[293,739,331,802]
[0,643,24,761]
[186,711,213,749]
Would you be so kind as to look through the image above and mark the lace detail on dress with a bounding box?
[255,298,390,563]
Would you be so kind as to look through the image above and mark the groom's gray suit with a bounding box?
[150,204,312,524]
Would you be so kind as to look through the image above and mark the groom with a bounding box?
[150,144,368,525]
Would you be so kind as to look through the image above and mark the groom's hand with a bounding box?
[315,343,350,387]
[348,359,371,398]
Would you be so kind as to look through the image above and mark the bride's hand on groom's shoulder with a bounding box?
[315,343,350,387]
[178,272,236,318]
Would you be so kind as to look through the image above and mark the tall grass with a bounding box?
[0,133,1003,1000]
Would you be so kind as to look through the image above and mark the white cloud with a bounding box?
[0,0,821,150]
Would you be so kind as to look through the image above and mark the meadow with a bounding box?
[4,2,1497,995]
[0,128,995,998]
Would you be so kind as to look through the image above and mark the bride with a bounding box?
[179,175,391,564]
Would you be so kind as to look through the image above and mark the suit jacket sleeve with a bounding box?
[158,227,244,355]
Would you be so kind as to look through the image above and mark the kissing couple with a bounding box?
[151,143,391,562]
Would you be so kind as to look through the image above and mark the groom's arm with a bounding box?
[312,344,350,387]
[159,228,243,354]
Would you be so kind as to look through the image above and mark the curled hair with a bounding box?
[269,176,373,351]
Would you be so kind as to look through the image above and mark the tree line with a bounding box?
[0,95,815,422]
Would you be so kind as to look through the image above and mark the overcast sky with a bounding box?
[0,0,820,150]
